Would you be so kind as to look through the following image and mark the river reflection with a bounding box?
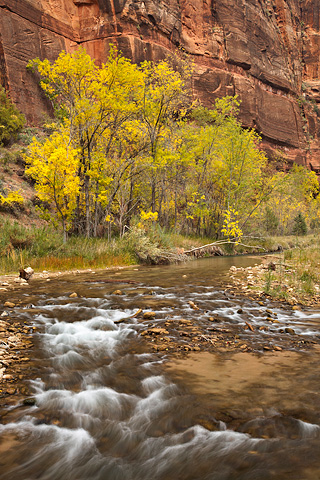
[1,256,320,479]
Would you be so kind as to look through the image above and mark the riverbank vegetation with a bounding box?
[228,235,320,305]
[24,48,319,244]
[0,46,320,300]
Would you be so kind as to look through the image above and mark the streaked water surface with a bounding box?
[1,256,320,479]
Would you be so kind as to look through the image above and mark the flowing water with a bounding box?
[1,256,320,479]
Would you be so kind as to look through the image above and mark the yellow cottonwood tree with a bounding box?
[28,47,144,237]
[25,130,80,242]
[139,59,191,212]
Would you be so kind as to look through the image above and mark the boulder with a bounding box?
[19,267,34,281]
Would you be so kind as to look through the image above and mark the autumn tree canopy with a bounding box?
[25,48,319,242]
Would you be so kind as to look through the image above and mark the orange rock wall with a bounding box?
[1,0,320,168]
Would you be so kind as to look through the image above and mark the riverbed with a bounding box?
[1,255,320,479]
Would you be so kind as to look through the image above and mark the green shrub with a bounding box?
[0,86,25,146]
[293,213,307,236]
[264,207,279,234]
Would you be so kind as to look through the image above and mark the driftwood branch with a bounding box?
[237,243,266,250]
[184,240,230,254]
[184,239,266,255]
[200,334,215,344]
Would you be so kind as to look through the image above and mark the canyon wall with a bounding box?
[0,0,320,169]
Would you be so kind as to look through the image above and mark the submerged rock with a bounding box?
[23,397,36,406]
[285,328,295,335]
[112,290,123,295]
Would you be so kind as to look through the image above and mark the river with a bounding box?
[1,255,320,479]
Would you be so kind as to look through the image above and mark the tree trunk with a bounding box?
[93,181,100,238]
[62,220,67,243]
[151,178,156,213]
[84,174,91,238]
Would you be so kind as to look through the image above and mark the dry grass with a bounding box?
[261,236,320,303]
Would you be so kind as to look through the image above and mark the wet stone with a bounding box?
[189,301,199,310]
[179,319,192,325]
[285,328,295,335]
[141,328,169,336]
[179,331,190,337]
[4,302,15,308]
[6,387,16,395]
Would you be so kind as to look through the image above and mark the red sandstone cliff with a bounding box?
[0,0,320,169]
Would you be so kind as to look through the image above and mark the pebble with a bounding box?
[23,397,36,406]
[189,301,199,310]
[4,302,15,308]
[112,290,123,295]
[179,331,190,336]
[141,328,169,335]
[285,328,295,335]
[179,319,191,325]
[6,387,16,395]
[69,292,78,298]
[143,311,156,320]
[245,322,254,332]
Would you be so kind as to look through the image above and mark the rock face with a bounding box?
[1,0,320,168]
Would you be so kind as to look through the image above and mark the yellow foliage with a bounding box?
[140,210,158,222]
[221,208,243,244]
[0,190,24,209]
[25,129,80,232]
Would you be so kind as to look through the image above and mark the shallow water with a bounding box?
[1,256,320,479]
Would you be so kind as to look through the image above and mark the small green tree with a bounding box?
[264,207,279,234]
[0,86,25,145]
[293,212,307,236]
